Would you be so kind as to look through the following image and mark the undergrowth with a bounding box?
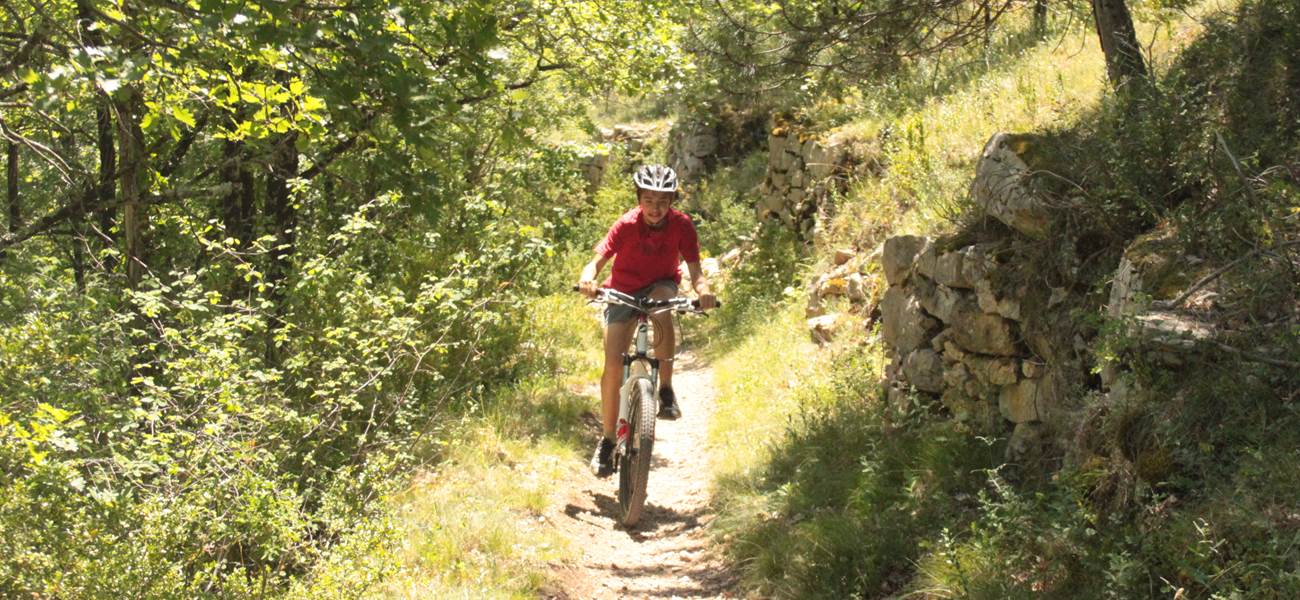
[376,292,602,598]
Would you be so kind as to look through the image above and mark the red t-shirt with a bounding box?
[595,206,701,293]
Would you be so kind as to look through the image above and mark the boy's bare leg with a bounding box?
[601,320,635,438]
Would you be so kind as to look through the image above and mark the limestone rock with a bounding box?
[1020,324,1055,362]
[914,242,938,281]
[963,355,1020,386]
[804,140,842,180]
[834,248,856,265]
[1007,421,1051,465]
[720,247,743,266]
[580,150,611,193]
[817,275,849,299]
[700,257,721,278]
[881,235,928,285]
[762,193,785,213]
[975,278,1023,321]
[771,170,789,190]
[931,250,971,289]
[808,313,843,345]
[903,349,945,393]
[941,339,967,363]
[885,354,903,381]
[880,285,936,355]
[999,379,1043,423]
[805,296,824,319]
[943,362,972,390]
[970,133,1050,238]
[1107,254,1143,318]
[930,328,953,354]
[1131,311,1215,350]
[948,309,1020,356]
[960,244,998,285]
[1107,225,1205,317]
[916,280,971,324]
[846,272,868,303]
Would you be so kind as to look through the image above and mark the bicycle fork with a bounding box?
[615,320,658,455]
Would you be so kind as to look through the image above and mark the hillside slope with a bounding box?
[700,1,1298,598]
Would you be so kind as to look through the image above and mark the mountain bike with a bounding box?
[582,287,715,526]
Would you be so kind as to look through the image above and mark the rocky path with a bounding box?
[543,350,737,599]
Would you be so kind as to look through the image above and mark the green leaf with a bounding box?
[172,106,197,128]
[37,403,73,423]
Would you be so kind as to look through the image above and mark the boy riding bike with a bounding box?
[577,164,716,478]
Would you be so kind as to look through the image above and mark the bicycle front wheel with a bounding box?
[618,376,657,526]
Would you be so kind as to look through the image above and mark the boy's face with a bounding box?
[637,189,675,226]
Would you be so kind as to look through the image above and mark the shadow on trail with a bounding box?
[562,492,707,538]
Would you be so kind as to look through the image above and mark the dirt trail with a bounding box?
[543,350,737,599]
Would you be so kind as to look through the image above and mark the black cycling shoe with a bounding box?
[590,437,615,478]
[658,387,682,420]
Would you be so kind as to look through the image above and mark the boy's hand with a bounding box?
[697,293,717,310]
[577,280,599,298]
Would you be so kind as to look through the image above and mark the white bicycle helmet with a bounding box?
[632,164,678,193]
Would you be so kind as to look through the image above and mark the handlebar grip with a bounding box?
[571,285,580,292]
[691,299,721,309]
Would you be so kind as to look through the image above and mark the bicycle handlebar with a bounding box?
[570,285,720,311]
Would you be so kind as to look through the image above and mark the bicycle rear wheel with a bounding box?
[618,376,657,526]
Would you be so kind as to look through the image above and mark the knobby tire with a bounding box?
[618,377,657,526]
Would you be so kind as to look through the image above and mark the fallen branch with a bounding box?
[1216,130,1258,203]
[1209,340,1300,370]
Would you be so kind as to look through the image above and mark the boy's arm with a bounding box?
[685,261,717,309]
[578,252,611,298]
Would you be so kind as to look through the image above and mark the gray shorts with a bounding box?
[605,280,679,326]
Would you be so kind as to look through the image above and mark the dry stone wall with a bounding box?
[872,133,1087,460]
[756,130,852,239]
[579,124,661,193]
[668,121,720,186]
[866,131,1289,472]
[876,235,1074,439]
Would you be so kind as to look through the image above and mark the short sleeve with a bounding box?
[595,219,625,258]
[678,215,701,263]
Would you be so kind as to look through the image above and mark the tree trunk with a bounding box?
[96,102,117,251]
[1091,0,1147,87]
[2,142,15,261]
[62,132,88,293]
[6,142,16,235]
[264,131,299,362]
[983,0,992,48]
[1033,0,1048,37]
[221,138,255,300]
[114,87,148,289]
[79,0,117,259]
